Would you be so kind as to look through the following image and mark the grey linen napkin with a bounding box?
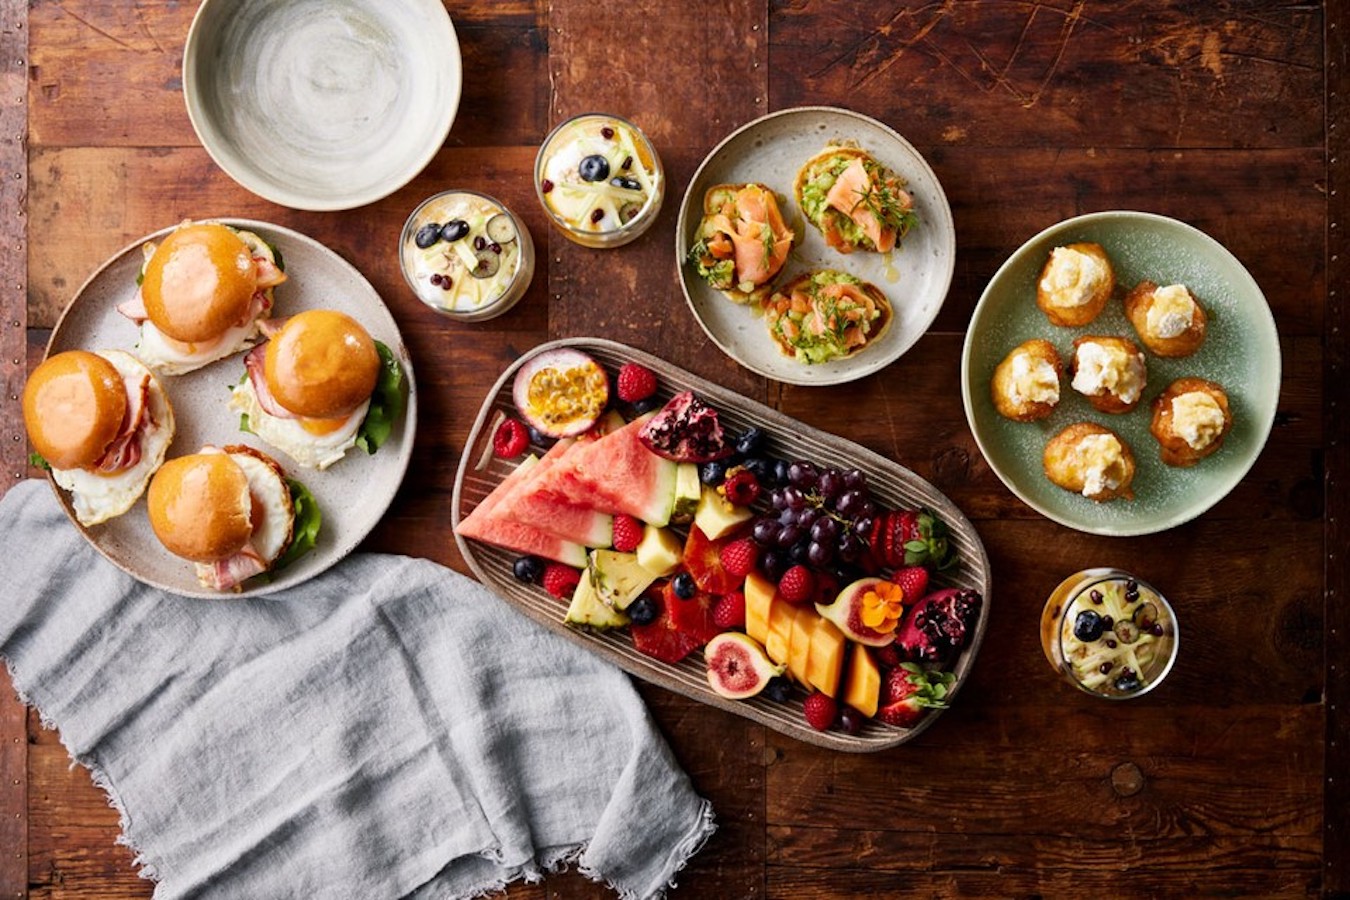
[0,480,715,899]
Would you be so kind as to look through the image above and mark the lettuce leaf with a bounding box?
[274,477,321,572]
[356,341,407,455]
[29,452,50,471]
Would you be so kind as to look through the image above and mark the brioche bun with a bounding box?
[141,223,258,343]
[147,452,253,563]
[264,310,380,419]
[22,350,128,469]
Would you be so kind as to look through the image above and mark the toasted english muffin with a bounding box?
[1150,377,1232,467]
[991,339,1063,422]
[687,183,794,305]
[1036,242,1115,327]
[1043,422,1136,502]
[1124,280,1208,358]
[1069,335,1147,414]
[762,269,891,365]
[793,145,916,255]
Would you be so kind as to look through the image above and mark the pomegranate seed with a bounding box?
[601,126,615,139]
[590,208,604,223]
[541,179,554,193]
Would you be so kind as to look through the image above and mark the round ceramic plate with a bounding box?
[676,106,956,386]
[961,211,1280,536]
[45,220,418,598]
[183,0,461,211]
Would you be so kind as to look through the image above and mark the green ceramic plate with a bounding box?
[961,211,1280,536]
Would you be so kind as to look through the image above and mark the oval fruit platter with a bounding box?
[452,338,991,751]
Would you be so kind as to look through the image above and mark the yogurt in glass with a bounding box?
[535,113,663,248]
[400,190,535,321]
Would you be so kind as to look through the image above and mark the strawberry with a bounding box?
[492,417,530,459]
[868,508,954,570]
[876,663,955,728]
[616,362,658,403]
[712,590,746,630]
[541,563,581,599]
[802,691,838,731]
[719,537,758,579]
[892,565,929,604]
[612,514,643,553]
[873,643,903,670]
[777,565,815,606]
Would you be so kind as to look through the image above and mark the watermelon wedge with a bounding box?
[530,414,679,526]
[493,440,614,547]
[456,456,588,567]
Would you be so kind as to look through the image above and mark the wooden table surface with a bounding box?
[1,1,1345,897]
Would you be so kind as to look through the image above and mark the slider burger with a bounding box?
[147,445,319,592]
[229,309,405,469]
[22,349,174,526]
[118,221,286,375]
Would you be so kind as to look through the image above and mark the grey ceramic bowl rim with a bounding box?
[181,0,462,211]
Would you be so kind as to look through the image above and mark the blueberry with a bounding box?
[414,223,441,249]
[527,426,551,446]
[1114,671,1142,693]
[770,458,791,487]
[609,175,642,191]
[763,676,792,703]
[743,456,771,481]
[579,154,610,182]
[1073,609,1106,642]
[735,426,767,456]
[672,572,697,599]
[627,595,660,626]
[439,219,469,243]
[631,396,662,415]
[838,706,864,735]
[699,460,728,486]
[512,555,545,584]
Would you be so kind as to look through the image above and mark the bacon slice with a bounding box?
[93,373,152,473]
[117,289,149,323]
[254,256,286,289]
[203,543,269,591]
[243,343,299,420]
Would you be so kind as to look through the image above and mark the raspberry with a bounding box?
[492,417,530,459]
[719,537,758,579]
[616,362,658,403]
[612,514,643,553]
[712,590,746,630]
[722,469,761,507]
[542,563,581,599]
[777,565,815,606]
[892,565,929,604]
[802,690,837,731]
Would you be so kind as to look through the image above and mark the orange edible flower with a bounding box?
[859,580,906,633]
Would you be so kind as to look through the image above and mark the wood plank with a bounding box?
[769,1,1323,151]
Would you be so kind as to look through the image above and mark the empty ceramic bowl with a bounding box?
[184,0,462,211]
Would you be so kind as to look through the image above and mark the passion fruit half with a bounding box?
[511,348,611,438]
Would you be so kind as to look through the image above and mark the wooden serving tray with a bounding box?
[452,338,992,751]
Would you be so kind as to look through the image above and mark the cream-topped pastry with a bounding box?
[1150,377,1233,467]
[1043,422,1136,502]
[991,339,1062,422]
[1124,280,1208,357]
[1070,336,1147,413]
[1036,243,1115,327]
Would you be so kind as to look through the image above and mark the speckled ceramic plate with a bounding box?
[184,0,461,211]
[45,220,417,598]
[961,211,1280,536]
[454,339,991,751]
[676,106,956,386]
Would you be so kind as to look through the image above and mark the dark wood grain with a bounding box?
[4,0,1342,898]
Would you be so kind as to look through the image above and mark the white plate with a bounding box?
[183,0,461,211]
[45,220,417,598]
[676,106,956,386]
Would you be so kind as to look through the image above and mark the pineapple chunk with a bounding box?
[589,549,658,611]
[564,569,630,629]
[635,525,682,576]
[842,645,881,718]
[693,485,754,540]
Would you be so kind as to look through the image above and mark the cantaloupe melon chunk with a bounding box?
[806,617,847,698]
[787,606,815,685]
[744,571,776,646]
[842,645,881,718]
[765,598,794,669]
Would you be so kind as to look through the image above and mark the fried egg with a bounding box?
[229,377,368,470]
[136,319,264,377]
[52,350,175,526]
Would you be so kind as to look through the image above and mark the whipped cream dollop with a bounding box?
[1145,284,1196,339]
[1072,341,1146,404]
[1171,390,1226,449]
[1040,247,1110,308]
[1075,433,1128,498]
